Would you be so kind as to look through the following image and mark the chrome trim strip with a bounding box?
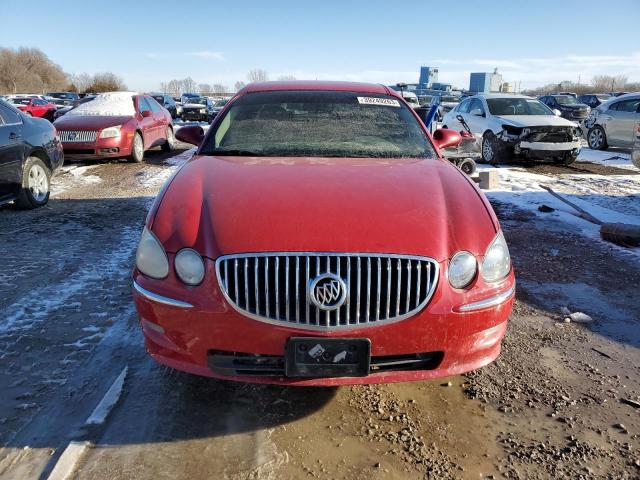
[214,252,440,331]
[132,281,193,309]
[458,285,515,312]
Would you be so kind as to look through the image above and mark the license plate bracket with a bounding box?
[285,337,371,378]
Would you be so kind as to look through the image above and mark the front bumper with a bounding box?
[61,134,133,159]
[512,139,581,160]
[132,260,515,386]
[182,110,210,121]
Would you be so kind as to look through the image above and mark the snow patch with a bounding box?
[67,92,137,117]
[85,366,128,425]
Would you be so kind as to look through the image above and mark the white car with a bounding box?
[442,94,582,164]
[632,122,640,169]
[585,93,640,150]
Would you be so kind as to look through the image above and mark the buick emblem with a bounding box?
[69,132,77,140]
[310,273,347,311]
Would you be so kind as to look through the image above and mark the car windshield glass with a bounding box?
[187,98,206,105]
[596,95,611,101]
[555,96,578,105]
[486,98,553,116]
[215,99,229,107]
[10,98,31,105]
[48,93,71,99]
[440,96,459,103]
[152,96,164,103]
[203,91,436,158]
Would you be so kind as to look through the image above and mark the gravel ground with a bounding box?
[0,149,638,479]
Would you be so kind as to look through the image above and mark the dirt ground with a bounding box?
[0,147,638,480]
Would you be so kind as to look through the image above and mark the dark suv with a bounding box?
[150,93,178,119]
[539,95,590,121]
[577,94,611,109]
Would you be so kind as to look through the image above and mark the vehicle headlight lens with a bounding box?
[175,248,205,285]
[199,108,206,113]
[448,251,477,289]
[136,227,169,279]
[481,231,511,283]
[99,125,122,139]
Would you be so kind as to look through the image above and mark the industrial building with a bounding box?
[469,68,503,93]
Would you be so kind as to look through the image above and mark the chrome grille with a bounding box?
[58,130,97,143]
[216,253,439,330]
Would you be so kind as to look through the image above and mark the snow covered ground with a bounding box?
[477,148,640,259]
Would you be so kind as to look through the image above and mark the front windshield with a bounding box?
[10,98,31,105]
[555,95,578,105]
[215,99,229,107]
[187,98,206,105]
[486,98,553,116]
[596,95,611,101]
[152,96,164,103]
[203,90,436,158]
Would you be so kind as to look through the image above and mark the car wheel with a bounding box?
[129,133,144,163]
[15,157,51,209]
[481,132,507,164]
[587,126,607,150]
[458,158,477,176]
[161,127,175,152]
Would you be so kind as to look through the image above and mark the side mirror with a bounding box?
[432,128,462,150]
[553,109,562,117]
[470,108,484,117]
[141,110,152,118]
[175,125,205,146]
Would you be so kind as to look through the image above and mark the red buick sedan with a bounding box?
[53,92,174,162]
[132,81,515,386]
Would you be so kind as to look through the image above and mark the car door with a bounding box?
[466,98,487,133]
[605,98,640,147]
[147,96,167,145]
[136,96,156,148]
[0,102,24,199]
[32,99,47,117]
[445,98,470,131]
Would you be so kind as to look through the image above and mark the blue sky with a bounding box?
[1,0,639,91]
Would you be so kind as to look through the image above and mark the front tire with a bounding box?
[587,126,607,150]
[161,127,175,152]
[481,132,508,164]
[129,133,144,163]
[15,157,51,209]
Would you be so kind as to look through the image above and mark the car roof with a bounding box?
[472,93,536,100]
[599,92,640,106]
[241,80,392,95]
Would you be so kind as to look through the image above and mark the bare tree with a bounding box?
[68,73,92,93]
[212,83,227,94]
[181,77,198,93]
[85,72,127,93]
[0,47,68,94]
[168,79,181,95]
[247,69,269,83]
[198,83,212,94]
[277,75,297,81]
[234,81,246,92]
[159,81,169,93]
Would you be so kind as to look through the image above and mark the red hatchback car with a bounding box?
[53,92,174,162]
[9,97,56,121]
[132,81,515,386]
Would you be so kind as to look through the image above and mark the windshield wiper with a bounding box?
[211,149,262,156]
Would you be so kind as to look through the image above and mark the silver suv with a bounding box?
[586,93,640,150]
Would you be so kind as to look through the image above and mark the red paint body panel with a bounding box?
[15,98,56,118]
[134,81,514,385]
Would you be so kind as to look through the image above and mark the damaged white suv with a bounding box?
[443,94,582,165]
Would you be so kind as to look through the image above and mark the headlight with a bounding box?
[522,128,530,136]
[99,125,122,139]
[136,227,169,279]
[199,108,206,113]
[481,231,511,283]
[174,248,205,285]
[448,251,477,289]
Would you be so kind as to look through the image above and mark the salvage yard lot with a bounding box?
[0,147,639,479]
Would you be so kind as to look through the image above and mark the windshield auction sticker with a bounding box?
[357,97,401,107]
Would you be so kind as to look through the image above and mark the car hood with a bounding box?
[53,115,133,130]
[496,115,578,128]
[151,156,498,262]
[183,103,206,108]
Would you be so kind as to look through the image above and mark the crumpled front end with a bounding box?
[497,125,582,160]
